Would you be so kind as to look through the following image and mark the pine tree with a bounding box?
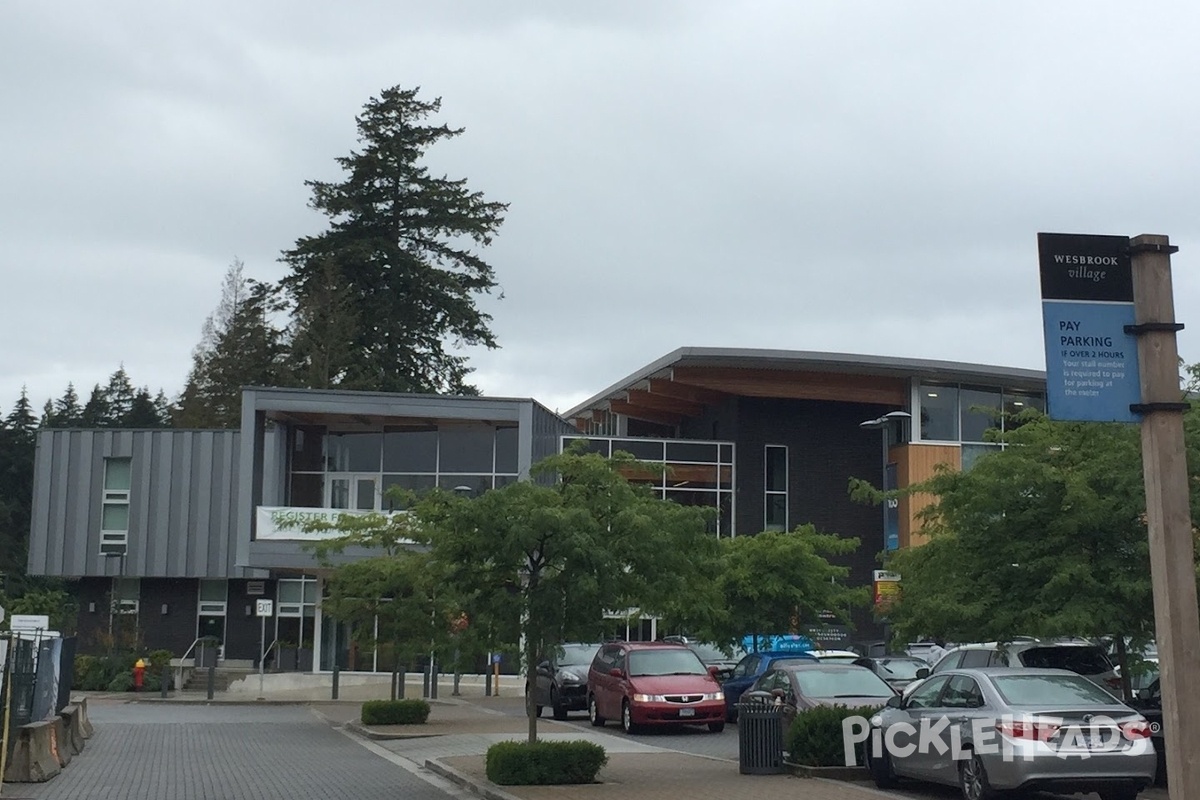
[176,260,288,428]
[43,383,83,428]
[126,388,166,427]
[4,387,38,440]
[105,366,136,424]
[280,85,507,395]
[79,384,110,427]
[153,390,173,423]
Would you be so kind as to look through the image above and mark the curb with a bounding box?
[424,758,523,800]
[130,697,357,706]
[783,761,871,781]
[344,720,443,741]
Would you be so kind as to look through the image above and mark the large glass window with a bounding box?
[382,426,438,473]
[290,426,325,472]
[919,385,960,441]
[437,425,495,473]
[960,387,1003,443]
[764,445,787,532]
[326,432,383,473]
[494,426,519,474]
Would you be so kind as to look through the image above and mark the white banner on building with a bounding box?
[255,507,404,541]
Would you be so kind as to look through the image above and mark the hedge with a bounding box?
[361,699,431,725]
[785,704,880,767]
[486,740,607,785]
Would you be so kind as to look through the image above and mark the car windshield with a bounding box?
[992,674,1119,706]
[558,644,600,667]
[793,668,894,698]
[628,648,707,676]
[875,658,926,679]
[689,643,742,663]
[1017,646,1113,675]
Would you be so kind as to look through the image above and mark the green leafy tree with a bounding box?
[281,85,508,394]
[176,260,289,428]
[412,449,717,744]
[702,526,869,652]
[885,411,1157,694]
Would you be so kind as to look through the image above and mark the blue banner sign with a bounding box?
[884,462,899,551]
[1038,233,1141,423]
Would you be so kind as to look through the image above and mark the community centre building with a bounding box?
[26,347,1045,671]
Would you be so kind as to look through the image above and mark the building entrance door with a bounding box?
[328,475,380,511]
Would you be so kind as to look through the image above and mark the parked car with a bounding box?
[905,639,1120,698]
[662,636,745,682]
[741,663,897,730]
[1127,676,1166,784]
[722,649,819,721]
[808,648,864,664]
[528,642,601,720]
[868,667,1156,800]
[853,655,931,691]
[587,641,726,734]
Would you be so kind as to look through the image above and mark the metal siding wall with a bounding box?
[190,433,213,578]
[170,434,194,576]
[26,434,50,575]
[148,433,174,576]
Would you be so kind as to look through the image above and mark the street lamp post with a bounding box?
[859,411,910,649]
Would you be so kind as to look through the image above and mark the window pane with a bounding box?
[383,426,438,472]
[765,446,787,492]
[718,493,732,537]
[919,385,960,441]
[666,463,719,490]
[437,474,492,496]
[666,442,718,463]
[765,494,787,531]
[611,438,664,461]
[326,432,382,473]
[289,426,325,472]
[438,425,495,473]
[719,444,733,464]
[355,479,377,510]
[279,580,302,603]
[495,426,519,474]
[494,475,518,489]
[1003,391,1044,429]
[102,503,129,531]
[302,580,317,604]
[199,580,227,602]
[329,479,350,510]
[116,578,140,601]
[104,458,131,491]
[289,474,323,508]
[961,443,1000,472]
[562,437,610,457]
[960,387,1003,443]
[382,474,437,504]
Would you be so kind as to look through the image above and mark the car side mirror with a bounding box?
[537,660,550,672]
[609,667,624,678]
[885,695,903,709]
[707,665,721,677]
[915,668,930,679]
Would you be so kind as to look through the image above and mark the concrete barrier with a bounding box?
[59,705,86,755]
[4,720,63,782]
[71,695,94,738]
[50,716,73,768]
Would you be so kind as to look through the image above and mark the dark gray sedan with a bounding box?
[529,643,600,720]
[866,667,1156,800]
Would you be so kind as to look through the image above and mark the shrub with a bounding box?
[107,672,135,693]
[486,740,607,785]
[148,649,174,670]
[785,704,879,767]
[361,699,431,725]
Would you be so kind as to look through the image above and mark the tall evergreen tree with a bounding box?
[79,383,111,427]
[0,392,38,595]
[105,366,136,424]
[4,387,38,436]
[126,388,166,427]
[48,383,83,427]
[176,260,288,428]
[280,85,508,395]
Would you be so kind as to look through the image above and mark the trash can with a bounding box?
[737,702,785,774]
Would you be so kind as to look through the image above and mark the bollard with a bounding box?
[422,668,430,698]
[397,668,405,699]
[430,658,438,700]
[160,665,169,698]
[206,665,215,700]
[485,668,492,697]
[331,664,340,700]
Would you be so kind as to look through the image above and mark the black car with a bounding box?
[852,655,930,691]
[528,643,601,720]
[1128,676,1166,785]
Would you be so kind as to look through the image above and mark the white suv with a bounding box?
[905,639,1120,697]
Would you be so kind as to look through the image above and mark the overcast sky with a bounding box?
[4,1,1200,417]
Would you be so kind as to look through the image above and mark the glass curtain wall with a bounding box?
[917,383,1046,469]
[561,436,735,537]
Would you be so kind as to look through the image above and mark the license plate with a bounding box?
[679,708,695,717]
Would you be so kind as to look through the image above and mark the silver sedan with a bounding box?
[865,667,1156,800]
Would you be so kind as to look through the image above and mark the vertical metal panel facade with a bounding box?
[27,429,243,579]
[530,401,577,482]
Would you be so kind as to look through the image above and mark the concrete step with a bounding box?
[182,668,257,692]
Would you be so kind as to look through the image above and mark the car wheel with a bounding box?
[588,695,605,727]
[708,721,725,733]
[1098,789,1140,800]
[959,751,997,800]
[551,687,568,721]
[621,700,639,734]
[868,738,898,789]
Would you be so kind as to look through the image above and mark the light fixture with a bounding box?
[161,604,169,615]
[88,602,96,613]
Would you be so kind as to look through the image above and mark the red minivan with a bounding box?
[587,641,726,734]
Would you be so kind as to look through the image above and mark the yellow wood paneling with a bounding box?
[893,443,960,547]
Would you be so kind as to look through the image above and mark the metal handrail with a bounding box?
[180,636,205,663]
[260,638,279,666]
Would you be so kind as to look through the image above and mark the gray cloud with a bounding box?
[4,1,1200,415]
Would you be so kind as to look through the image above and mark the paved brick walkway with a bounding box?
[0,699,454,800]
